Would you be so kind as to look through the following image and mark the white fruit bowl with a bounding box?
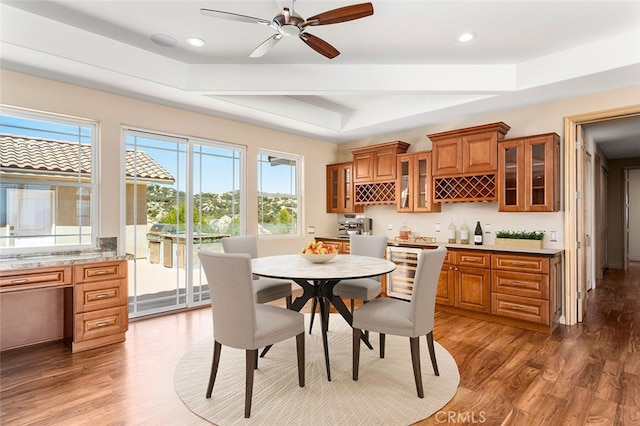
[300,253,337,264]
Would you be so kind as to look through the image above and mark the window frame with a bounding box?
[0,105,99,255]
[257,149,303,239]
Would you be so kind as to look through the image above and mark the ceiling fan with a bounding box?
[200,1,374,59]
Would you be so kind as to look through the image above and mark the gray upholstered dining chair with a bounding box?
[352,246,447,398]
[221,235,293,308]
[198,251,305,418]
[309,235,388,334]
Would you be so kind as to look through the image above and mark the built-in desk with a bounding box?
[0,252,128,352]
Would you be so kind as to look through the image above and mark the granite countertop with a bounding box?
[0,250,127,272]
[317,236,563,256]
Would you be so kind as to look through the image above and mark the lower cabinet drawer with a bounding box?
[492,271,549,299]
[74,279,127,313]
[492,293,550,325]
[74,306,128,342]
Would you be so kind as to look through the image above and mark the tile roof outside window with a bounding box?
[1,134,174,182]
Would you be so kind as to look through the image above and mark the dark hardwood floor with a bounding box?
[1,264,639,425]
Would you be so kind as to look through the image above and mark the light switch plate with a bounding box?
[435,222,441,232]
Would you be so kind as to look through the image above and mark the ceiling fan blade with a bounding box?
[305,2,373,26]
[299,33,340,59]
[200,8,272,26]
[250,34,283,57]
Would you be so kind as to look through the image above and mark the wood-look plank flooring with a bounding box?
[1,264,639,425]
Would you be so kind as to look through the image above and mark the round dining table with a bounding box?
[251,254,396,381]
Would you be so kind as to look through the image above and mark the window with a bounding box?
[0,106,98,253]
[124,128,245,317]
[257,150,301,236]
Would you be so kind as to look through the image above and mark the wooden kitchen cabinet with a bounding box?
[326,162,363,213]
[491,252,561,327]
[65,259,128,352]
[498,133,560,212]
[454,251,491,313]
[389,244,562,333]
[436,249,491,313]
[350,141,410,183]
[321,239,350,254]
[396,151,441,213]
[436,250,455,306]
[429,122,511,176]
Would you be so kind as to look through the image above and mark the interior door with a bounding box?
[586,153,594,290]
[624,169,630,270]
[576,125,587,321]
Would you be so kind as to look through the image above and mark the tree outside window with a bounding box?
[257,151,301,236]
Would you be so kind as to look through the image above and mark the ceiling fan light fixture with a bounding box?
[186,37,206,47]
[457,32,477,43]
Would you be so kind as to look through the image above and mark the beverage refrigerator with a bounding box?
[386,246,423,301]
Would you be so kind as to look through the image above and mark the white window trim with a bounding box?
[257,149,303,239]
[0,105,99,255]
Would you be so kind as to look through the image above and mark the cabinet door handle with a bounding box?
[94,293,109,299]
[95,321,111,327]
[511,282,527,286]
[10,278,29,284]
[510,262,525,266]
[93,270,109,275]
[463,257,478,262]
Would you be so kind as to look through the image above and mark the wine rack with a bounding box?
[354,182,396,205]
[434,174,497,203]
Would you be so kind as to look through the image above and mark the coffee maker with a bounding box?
[337,215,372,239]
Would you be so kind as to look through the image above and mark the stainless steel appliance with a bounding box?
[146,223,176,267]
[337,215,372,239]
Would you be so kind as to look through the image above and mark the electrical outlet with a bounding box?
[307,225,315,234]
[435,222,441,232]
[550,231,558,242]
[387,222,393,231]
[484,223,491,233]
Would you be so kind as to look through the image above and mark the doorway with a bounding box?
[564,105,640,324]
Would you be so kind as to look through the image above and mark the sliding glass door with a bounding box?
[123,129,244,317]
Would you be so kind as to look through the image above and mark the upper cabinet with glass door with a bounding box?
[326,162,363,213]
[498,133,560,212]
[396,152,440,213]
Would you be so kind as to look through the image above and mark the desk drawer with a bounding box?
[74,306,128,342]
[75,279,127,313]
[0,266,72,292]
[75,261,126,283]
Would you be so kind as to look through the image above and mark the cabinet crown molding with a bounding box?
[427,122,511,141]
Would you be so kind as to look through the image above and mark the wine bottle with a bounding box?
[474,221,483,245]
[447,219,456,243]
[460,221,469,244]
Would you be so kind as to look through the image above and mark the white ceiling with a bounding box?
[1,0,639,153]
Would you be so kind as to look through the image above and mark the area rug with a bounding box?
[174,314,459,425]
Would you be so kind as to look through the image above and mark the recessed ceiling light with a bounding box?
[187,37,206,47]
[151,33,177,47]
[457,32,476,43]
